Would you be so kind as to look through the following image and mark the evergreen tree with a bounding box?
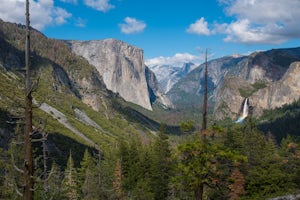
[130,145,154,199]
[225,120,298,199]
[150,125,172,200]
[78,149,98,199]
[228,167,245,200]
[174,137,246,200]
[78,149,93,188]
[62,151,79,199]
[119,139,141,196]
[1,134,24,199]
[34,162,64,200]
[113,159,123,199]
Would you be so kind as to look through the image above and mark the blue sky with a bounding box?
[1,0,300,66]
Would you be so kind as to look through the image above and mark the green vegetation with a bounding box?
[258,99,300,142]
[0,19,300,200]
[2,117,299,199]
[239,80,267,97]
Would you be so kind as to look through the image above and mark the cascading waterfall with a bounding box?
[235,97,249,123]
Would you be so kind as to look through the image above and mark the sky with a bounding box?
[1,0,300,66]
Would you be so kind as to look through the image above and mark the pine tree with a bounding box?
[34,162,64,199]
[228,167,245,200]
[150,125,172,200]
[113,159,123,199]
[78,149,98,199]
[62,151,79,200]
[78,149,94,187]
[135,148,154,199]
[119,139,141,195]
[1,138,24,199]
[174,137,246,200]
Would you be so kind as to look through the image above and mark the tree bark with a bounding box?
[201,49,208,142]
[23,0,34,199]
[194,182,204,200]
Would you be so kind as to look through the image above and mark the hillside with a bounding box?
[66,39,173,111]
[0,19,161,162]
[165,49,300,122]
[0,19,300,200]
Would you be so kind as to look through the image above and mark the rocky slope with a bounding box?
[66,39,152,110]
[251,62,300,116]
[213,48,300,120]
[145,66,174,108]
[66,39,172,111]
[149,62,197,93]
[166,55,246,107]
[166,48,300,120]
[0,19,159,156]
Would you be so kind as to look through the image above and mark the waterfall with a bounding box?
[235,97,249,123]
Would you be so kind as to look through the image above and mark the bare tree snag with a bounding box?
[201,49,208,142]
[23,0,34,199]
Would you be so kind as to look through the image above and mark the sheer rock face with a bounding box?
[145,66,174,109]
[213,60,300,120]
[167,48,300,120]
[66,39,153,110]
[251,62,300,116]
[213,76,249,120]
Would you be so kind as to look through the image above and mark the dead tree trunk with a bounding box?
[197,50,208,200]
[23,0,34,199]
[41,131,48,191]
[201,49,208,142]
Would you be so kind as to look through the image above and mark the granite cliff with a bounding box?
[213,48,300,120]
[145,66,174,109]
[165,47,300,120]
[149,62,197,93]
[66,39,172,110]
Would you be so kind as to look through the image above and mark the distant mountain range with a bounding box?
[148,62,197,93]
[1,18,300,126]
[163,48,300,120]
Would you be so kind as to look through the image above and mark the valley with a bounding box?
[0,19,299,199]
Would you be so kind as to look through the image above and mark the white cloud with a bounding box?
[186,17,210,35]
[221,19,286,44]
[60,0,78,4]
[84,0,114,12]
[75,17,87,27]
[145,53,204,66]
[217,0,300,44]
[119,17,146,34]
[53,7,72,25]
[0,0,71,30]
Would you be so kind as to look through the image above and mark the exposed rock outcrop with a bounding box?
[203,48,300,120]
[213,76,250,120]
[167,55,246,107]
[166,47,300,120]
[145,66,174,108]
[251,62,300,116]
[66,39,153,110]
[36,100,98,148]
[149,62,196,93]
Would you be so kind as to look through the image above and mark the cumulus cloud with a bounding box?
[0,0,71,30]
[186,17,211,35]
[84,0,114,12]
[145,53,204,66]
[216,0,300,44]
[119,17,146,34]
